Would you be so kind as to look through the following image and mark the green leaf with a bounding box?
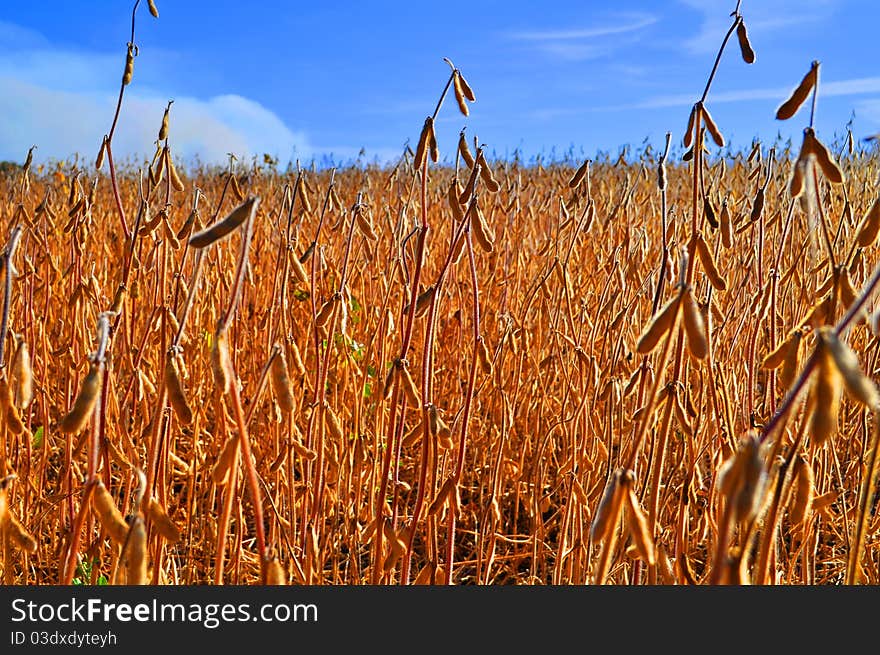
[363,382,372,399]
[293,289,310,302]
[350,339,365,361]
[367,365,377,378]
[32,425,44,449]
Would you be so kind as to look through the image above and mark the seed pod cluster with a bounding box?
[856,198,880,248]
[789,455,815,526]
[458,130,476,168]
[670,386,693,436]
[776,60,819,121]
[448,178,465,221]
[354,204,378,241]
[476,150,500,193]
[704,195,718,229]
[750,187,765,224]
[315,293,340,328]
[59,363,102,434]
[716,431,768,524]
[288,243,310,285]
[720,199,733,248]
[428,477,458,517]
[693,233,727,291]
[189,196,258,249]
[147,498,181,543]
[165,350,193,425]
[683,105,697,148]
[324,402,345,442]
[287,338,306,377]
[701,103,725,148]
[1,479,36,553]
[212,434,239,485]
[270,343,295,413]
[736,19,756,64]
[413,117,437,171]
[810,329,844,447]
[838,269,868,325]
[126,516,148,585]
[158,102,170,141]
[4,509,37,553]
[452,69,477,117]
[295,175,312,214]
[404,284,436,320]
[657,161,667,192]
[230,174,244,202]
[23,146,34,173]
[763,328,801,370]
[790,127,844,197]
[636,292,681,355]
[211,326,234,395]
[92,481,130,545]
[396,361,420,407]
[9,334,34,411]
[810,131,844,184]
[569,159,590,189]
[122,44,135,86]
[477,336,493,374]
[622,474,655,565]
[590,469,625,542]
[95,137,107,170]
[681,287,708,360]
[166,149,185,192]
[819,327,880,409]
[266,555,287,585]
[428,404,453,449]
[0,477,7,527]
[469,200,495,253]
[457,69,476,102]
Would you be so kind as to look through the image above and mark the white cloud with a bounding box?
[824,78,880,97]
[504,12,657,61]
[535,42,610,62]
[508,14,658,41]
[853,99,880,132]
[678,0,836,54]
[0,20,48,49]
[0,22,310,166]
[628,76,880,110]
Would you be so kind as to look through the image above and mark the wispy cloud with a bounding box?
[504,12,657,61]
[0,19,48,49]
[626,77,880,110]
[0,21,309,165]
[507,14,658,41]
[679,0,836,54]
[854,99,880,130]
[533,42,609,62]
[824,78,880,97]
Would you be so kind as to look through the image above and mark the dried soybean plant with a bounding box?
[6,0,880,588]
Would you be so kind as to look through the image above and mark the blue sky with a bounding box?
[1,0,878,167]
